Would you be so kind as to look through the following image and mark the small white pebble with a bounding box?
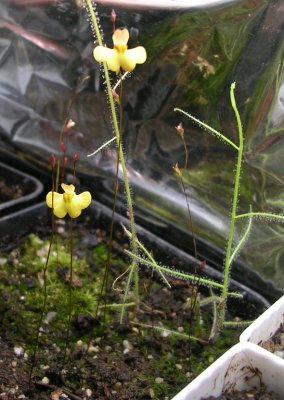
[44,311,57,324]
[155,377,164,384]
[85,388,92,397]
[177,326,184,332]
[123,340,133,350]
[76,340,87,350]
[147,354,154,360]
[41,377,50,385]
[176,364,183,370]
[40,365,50,370]
[14,346,24,357]
[88,345,99,353]
[0,258,7,265]
[161,330,169,338]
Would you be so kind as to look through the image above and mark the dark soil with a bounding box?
[261,322,284,358]
[0,178,23,203]
[0,215,260,400]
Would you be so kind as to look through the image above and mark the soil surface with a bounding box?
[0,178,23,203]
[203,386,276,399]
[0,216,259,400]
[261,322,284,360]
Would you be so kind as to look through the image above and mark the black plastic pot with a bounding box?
[0,162,43,218]
[0,200,271,319]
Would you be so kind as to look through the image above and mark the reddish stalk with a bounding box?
[29,155,56,386]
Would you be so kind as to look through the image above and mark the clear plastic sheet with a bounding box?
[0,0,284,296]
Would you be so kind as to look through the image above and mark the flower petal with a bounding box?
[113,29,129,46]
[120,47,147,72]
[126,47,147,64]
[46,192,67,218]
[93,46,120,73]
[61,183,75,194]
[46,191,60,208]
[67,191,92,219]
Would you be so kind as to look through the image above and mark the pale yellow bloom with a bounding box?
[93,28,147,73]
[46,183,91,219]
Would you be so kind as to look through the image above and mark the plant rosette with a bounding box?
[240,294,284,362]
[171,342,284,400]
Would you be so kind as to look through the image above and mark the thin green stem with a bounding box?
[97,302,135,309]
[122,225,171,288]
[219,82,243,328]
[235,212,284,221]
[174,108,239,151]
[85,0,139,306]
[133,322,198,341]
[223,320,254,328]
[125,249,242,298]
[229,207,253,266]
[120,262,136,323]
[87,136,116,157]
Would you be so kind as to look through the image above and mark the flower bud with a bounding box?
[60,141,66,153]
[175,122,184,139]
[73,152,80,162]
[111,9,116,24]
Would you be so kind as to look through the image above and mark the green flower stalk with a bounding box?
[175,82,284,335]
[85,0,147,309]
[175,83,246,332]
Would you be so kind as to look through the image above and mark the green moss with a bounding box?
[0,230,246,399]
[0,233,105,348]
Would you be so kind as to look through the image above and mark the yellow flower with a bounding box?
[46,183,91,219]
[93,28,147,73]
